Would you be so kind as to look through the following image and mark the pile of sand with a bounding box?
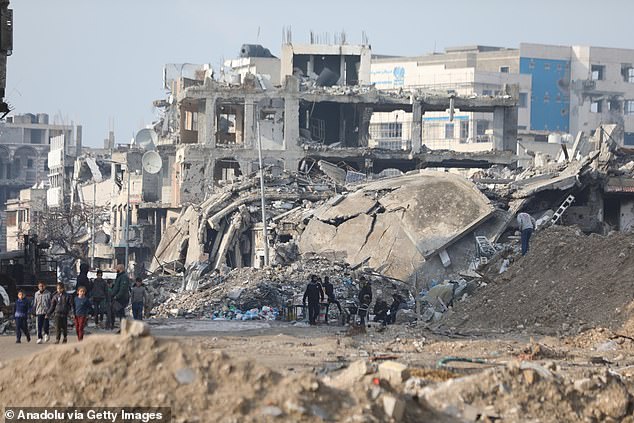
[443,226,634,334]
[0,333,438,422]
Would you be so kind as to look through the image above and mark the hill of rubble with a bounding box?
[148,255,413,319]
[0,332,447,423]
[442,225,634,334]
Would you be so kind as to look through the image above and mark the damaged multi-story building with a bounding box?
[142,37,519,276]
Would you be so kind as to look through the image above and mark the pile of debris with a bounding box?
[441,225,634,334]
[150,171,333,275]
[0,328,442,422]
[150,255,413,320]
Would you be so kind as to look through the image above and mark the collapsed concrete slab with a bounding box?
[298,171,495,284]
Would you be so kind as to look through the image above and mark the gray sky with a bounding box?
[8,0,632,146]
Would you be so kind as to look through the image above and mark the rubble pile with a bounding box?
[442,225,634,334]
[150,256,413,320]
[0,331,444,422]
[150,171,333,274]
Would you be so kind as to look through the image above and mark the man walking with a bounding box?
[517,212,537,256]
[111,264,130,325]
[302,275,324,325]
[322,276,343,323]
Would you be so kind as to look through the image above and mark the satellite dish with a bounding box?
[142,151,162,174]
[134,128,157,151]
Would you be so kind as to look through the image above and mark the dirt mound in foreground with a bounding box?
[443,226,634,333]
[0,334,441,422]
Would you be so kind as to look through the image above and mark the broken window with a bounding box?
[519,93,528,108]
[591,65,605,81]
[369,122,402,139]
[445,123,454,139]
[608,99,622,112]
[622,65,634,83]
[499,66,509,73]
[184,110,198,131]
[625,100,634,115]
[590,100,603,113]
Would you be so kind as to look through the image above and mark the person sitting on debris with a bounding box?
[303,274,324,325]
[90,269,107,327]
[357,276,373,325]
[517,212,537,256]
[14,289,31,344]
[130,277,149,320]
[111,264,131,326]
[372,299,390,325]
[33,281,52,343]
[73,286,93,342]
[322,276,343,323]
[47,282,72,344]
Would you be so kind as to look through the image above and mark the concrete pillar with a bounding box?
[339,56,346,86]
[493,106,518,152]
[205,97,216,147]
[411,102,423,154]
[244,98,256,149]
[283,93,300,152]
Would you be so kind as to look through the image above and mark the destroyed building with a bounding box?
[145,38,519,277]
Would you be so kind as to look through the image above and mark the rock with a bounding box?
[174,367,196,385]
[589,380,630,419]
[382,394,405,420]
[395,309,417,324]
[120,319,150,337]
[573,378,595,392]
[260,406,283,417]
[378,361,409,386]
[284,400,307,415]
[227,288,244,300]
[325,360,372,388]
[522,369,538,385]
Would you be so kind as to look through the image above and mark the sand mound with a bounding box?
[0,334,441,422]
[443,226,634,334]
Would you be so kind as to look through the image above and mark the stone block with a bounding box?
[120,319,150,337]
[382,394,405,420]
[378,361,410,386]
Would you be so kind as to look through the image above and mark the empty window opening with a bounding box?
[216,103,245,146]
[591,65,605,81]
[590,100,603,113]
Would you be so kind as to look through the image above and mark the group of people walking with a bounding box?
[13,263,150,344]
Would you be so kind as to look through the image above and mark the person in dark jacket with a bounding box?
[90,269,107,326]
[47,282,72,344]
[322,276,342,323]
[76,262,91,293]
[73,286,93,341]
[357,276,372,325]
[302,275,324,325]
[14,290,31,343]
[387,293,404,324]
[111,264,130,323]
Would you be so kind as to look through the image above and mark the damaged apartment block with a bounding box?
[153,39,519,206]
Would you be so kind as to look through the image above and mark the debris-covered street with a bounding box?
[3,2,634,422]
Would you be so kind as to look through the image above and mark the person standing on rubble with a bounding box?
[303,274,324,325]
[90,269,107,328]
[517,212,537,256]
[357,276,373,325]
[322,276,343,323]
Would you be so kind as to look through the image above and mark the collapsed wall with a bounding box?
[298,171,496,285]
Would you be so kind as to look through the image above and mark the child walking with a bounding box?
[14,290,31,343]
[130,277,148,320]
[73,286,93,341]
[47,282,71,344]
[33,281,52,343]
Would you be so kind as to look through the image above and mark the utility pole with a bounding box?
[256,120,269,267]
[124,166,131,270]
[90,181,96,268]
